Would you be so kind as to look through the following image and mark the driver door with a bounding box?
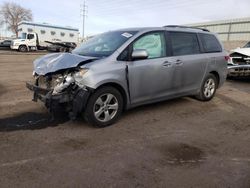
[127,31,176,105]
[27,33,36,47]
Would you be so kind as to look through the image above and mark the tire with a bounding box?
[84,86,123,127]
[59,47,66,52]
[19,45,28,52]
[196,74,218,101]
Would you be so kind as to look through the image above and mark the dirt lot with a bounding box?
[0,52,250,188]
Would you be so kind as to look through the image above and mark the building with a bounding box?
[187,17,250,42]
[18,21,79,45]
[187,17,250,50]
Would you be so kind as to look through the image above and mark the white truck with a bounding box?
[11,21,79,52]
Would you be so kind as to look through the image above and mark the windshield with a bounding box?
[243,42,250,48]
[18,33,27,39]
[72,31,137,57]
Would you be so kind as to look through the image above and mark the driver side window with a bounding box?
[27,34,34,40]
[133,32,166,59]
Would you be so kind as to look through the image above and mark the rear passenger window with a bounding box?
[199,34,222,53]
[170,32,200,56]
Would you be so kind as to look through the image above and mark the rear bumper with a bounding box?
[227,65,250,77]
[26,82,90,119]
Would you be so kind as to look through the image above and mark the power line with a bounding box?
[90,0,208,16]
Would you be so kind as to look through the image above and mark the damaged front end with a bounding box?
[26,53,96,119]
[26,69,91,120]
[228,49,250,77]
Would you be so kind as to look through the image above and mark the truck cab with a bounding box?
[11,32,38,52]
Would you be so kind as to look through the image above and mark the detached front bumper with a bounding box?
[227,65,250,77]
[26,82,91,119]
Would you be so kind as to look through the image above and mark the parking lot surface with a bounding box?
[0,53,250,188]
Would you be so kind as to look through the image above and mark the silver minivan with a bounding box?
[27,26,228,127]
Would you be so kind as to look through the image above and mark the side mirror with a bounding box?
[131,49,148,60]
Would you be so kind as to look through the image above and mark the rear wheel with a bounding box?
[19,45,28,52]
[196,74,218,101]
[84,86,123,127]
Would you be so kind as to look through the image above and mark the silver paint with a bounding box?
[33,53,96,75]
[33,27,227,110]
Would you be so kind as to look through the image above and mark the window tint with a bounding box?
[170,32,200,56]
[200,34,222,53]
[27,34,34,40]
[133,32,166,59]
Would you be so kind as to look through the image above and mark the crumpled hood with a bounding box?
[231,48,250,57]
[33,53,97,75]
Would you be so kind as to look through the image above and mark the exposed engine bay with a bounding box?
[34,68,87,95]
[26,53,97,119]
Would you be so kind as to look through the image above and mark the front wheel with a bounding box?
[196,74,218,101]
[19,45,28,52]
[84,86,123,127]
[59,47,66,52]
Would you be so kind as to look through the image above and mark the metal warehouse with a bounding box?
[187,17,250,42]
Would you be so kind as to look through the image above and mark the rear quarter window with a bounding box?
[199,33,222,53]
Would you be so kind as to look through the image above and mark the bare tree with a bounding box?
[0,2,33,37]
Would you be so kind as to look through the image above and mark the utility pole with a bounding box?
[80,0,87,40]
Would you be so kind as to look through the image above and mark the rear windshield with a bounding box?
[199,33,222,53]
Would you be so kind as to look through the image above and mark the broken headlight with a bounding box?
[53,74,75,95]
[52,68,88,95]
[73,68,89,78]
[72,68,89,87]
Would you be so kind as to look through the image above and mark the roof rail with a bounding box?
[163,25,209,32]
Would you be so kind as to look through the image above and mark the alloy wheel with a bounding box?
[203,78,215,98]
[93,93,119,122]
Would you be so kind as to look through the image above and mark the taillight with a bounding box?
[225,56,230,61]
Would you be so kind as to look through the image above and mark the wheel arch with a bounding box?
[18,44,29,52]
[209,71,220,88]
[94,82,129,110]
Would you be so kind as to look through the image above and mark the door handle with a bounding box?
[162,61,172,67]
[175,59,183,66]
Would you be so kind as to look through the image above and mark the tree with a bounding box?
[0,2,33,37]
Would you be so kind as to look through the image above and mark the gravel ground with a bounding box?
[0,53,249,188]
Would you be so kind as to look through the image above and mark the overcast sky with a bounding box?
[1,0,250,36]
